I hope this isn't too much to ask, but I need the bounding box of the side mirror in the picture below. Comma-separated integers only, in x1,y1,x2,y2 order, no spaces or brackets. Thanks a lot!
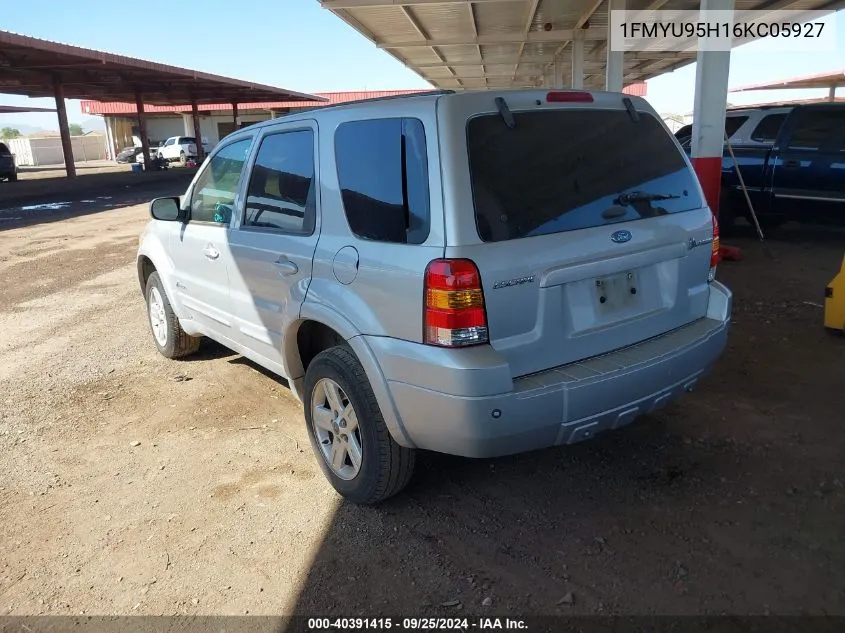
150,196,184,222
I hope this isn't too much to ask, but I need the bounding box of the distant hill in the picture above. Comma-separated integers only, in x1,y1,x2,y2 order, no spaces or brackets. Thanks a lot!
1,117,105,138
80,117,105,133
1,123,48,136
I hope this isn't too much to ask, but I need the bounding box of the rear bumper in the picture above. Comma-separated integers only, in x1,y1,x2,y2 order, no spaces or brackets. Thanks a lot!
369,281,732,458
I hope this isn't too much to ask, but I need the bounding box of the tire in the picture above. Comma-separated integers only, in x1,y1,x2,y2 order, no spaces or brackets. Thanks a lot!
179,151,186,166
145,271,201,359
303,346,415,504
8,172,17,182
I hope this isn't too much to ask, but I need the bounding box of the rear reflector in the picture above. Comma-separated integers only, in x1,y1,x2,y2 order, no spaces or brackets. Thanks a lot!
546,91,594,103
424,259,489,347
709,211,720,282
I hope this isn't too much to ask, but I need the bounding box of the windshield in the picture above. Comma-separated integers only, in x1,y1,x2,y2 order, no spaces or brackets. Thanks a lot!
467,109,703,242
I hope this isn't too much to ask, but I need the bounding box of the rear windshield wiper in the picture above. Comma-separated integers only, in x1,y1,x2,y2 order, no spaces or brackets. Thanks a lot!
494,96,516,129
614,191,680,206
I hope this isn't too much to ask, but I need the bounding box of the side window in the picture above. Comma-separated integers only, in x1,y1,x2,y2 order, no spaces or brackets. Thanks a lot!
243,129,315,234
335,118,430,244
189,137,252,223
787,110,845,151
750,114,787,143
724,115,748,138
164,138,174,147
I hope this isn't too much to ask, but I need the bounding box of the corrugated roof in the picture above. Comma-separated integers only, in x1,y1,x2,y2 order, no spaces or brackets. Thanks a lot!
0,30,324,106
318,0,841,91
81,90,433,115
731,69,845,92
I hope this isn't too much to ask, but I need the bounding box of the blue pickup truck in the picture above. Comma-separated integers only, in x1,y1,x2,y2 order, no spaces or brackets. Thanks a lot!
681,104,845,232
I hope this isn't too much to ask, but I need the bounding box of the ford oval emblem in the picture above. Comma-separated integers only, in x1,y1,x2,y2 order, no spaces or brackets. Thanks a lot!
611,230,632,244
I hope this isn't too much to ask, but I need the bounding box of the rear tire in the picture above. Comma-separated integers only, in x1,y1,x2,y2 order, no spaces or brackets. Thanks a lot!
303,346,415,505
145,271,201,359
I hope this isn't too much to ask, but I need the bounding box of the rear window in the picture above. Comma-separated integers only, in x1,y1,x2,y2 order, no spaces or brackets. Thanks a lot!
181,137,196,144
750,113,787,143
467,109,703,242
724,115,749,137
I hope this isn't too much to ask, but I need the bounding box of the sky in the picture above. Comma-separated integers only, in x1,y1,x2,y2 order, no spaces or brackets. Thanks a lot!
0,0,842,132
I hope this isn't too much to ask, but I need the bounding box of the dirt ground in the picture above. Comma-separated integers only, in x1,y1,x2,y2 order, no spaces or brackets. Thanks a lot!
17,161,132,181
0,191,843,619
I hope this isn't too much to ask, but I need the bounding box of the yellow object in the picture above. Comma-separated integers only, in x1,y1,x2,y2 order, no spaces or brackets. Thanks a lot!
825,255,845,332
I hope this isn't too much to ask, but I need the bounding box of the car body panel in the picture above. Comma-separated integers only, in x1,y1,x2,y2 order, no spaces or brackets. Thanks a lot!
138,89,731,458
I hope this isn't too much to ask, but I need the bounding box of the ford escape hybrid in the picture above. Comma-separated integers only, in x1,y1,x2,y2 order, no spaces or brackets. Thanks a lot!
137,89,732,504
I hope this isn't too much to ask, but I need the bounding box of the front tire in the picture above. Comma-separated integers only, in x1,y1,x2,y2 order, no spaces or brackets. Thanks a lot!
304,346,415,504
145,271,200,359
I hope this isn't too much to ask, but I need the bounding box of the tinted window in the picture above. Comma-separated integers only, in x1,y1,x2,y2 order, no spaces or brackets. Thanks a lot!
181,137,196,145
190,138,252,223
676,116,745,146
724,115,748,137
467,110,703,242
750,113,787,143
335,118,430,244
787,110,845,151
244,130,315,234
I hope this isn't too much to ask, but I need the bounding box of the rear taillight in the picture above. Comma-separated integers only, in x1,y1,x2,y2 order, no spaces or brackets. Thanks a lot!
546,91,594,103
709,211,720,282
424,259,488,347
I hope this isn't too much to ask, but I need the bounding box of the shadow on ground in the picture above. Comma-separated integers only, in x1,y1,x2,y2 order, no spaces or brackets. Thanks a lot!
0,170,196,231
277,223,845,621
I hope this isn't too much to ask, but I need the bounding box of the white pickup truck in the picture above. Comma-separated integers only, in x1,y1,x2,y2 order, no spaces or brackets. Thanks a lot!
156,136,211,165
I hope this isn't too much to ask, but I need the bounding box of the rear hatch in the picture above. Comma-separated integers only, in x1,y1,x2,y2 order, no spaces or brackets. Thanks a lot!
438,91,716,378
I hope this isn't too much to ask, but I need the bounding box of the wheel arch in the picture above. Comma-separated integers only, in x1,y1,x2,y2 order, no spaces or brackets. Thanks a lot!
286,304,415,449
136,241,187,319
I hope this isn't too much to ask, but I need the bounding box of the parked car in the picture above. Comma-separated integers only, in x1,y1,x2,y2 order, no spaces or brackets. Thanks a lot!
714,103,845,230
157,136,210,165
116,146,139,164
0,142,18,181
137,89,732,504
135,144,163,164
675,105,793,151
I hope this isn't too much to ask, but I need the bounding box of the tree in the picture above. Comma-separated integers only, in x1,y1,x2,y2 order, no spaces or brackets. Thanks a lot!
68,123,84,136
1,127,21,139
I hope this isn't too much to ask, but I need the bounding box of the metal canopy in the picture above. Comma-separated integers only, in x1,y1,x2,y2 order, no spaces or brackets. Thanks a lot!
0,104,56,113
0,30,325,105
320,0,843,90
731,68,845,92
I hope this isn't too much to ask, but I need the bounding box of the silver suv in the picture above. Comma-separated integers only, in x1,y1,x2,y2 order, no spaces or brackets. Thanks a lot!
137,89,732,504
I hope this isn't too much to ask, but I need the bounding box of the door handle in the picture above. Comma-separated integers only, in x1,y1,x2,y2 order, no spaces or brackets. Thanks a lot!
273,258,299,276
203,245,220,260
782,159,801,169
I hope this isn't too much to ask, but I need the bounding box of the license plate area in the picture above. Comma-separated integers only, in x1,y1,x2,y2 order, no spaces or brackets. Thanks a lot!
595,270,640,314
